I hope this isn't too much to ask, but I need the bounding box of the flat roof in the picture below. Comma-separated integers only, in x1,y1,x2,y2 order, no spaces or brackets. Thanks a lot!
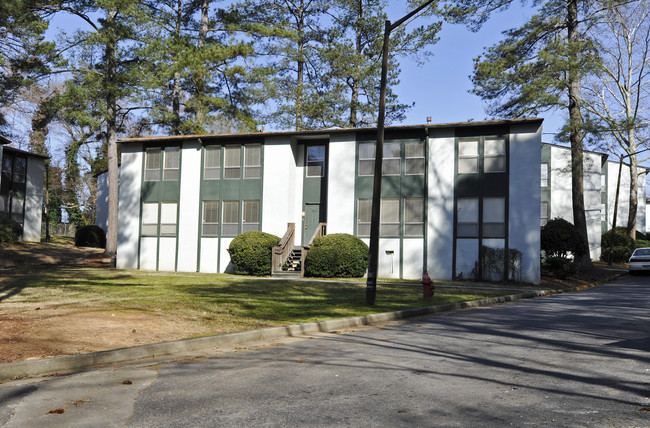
2,145,49,159
119,118,544,144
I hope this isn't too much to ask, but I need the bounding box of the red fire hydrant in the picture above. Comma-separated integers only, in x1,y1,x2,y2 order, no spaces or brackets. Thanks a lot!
422,272,435,301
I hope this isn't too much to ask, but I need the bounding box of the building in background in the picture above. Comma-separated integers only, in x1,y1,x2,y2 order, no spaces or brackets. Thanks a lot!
0,138,46,242
104,119,542,283
541,142,647,260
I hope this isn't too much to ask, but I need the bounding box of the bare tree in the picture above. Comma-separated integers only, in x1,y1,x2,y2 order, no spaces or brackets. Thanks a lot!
583,0,650,240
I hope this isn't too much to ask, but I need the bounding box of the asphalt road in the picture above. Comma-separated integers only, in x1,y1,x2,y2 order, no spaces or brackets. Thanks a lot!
1,275,649,427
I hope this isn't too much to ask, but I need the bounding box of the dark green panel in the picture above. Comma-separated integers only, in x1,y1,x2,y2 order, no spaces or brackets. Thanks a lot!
241,179,263,199
221,181,243,200
483,174,508,196
202,181,221,200
141,182,160,202
161,182,180,200
401,175,425,196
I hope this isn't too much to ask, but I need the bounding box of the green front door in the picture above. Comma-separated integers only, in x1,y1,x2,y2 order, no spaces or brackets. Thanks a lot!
302,143,328,246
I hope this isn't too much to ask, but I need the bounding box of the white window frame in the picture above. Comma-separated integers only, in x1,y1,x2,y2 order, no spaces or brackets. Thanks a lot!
484,137,506,173
457,198,479,237
242,200,260,232
224,146,241,179
306,145,325,178
163,147,180,181
141,202,159,236
358,143,375,177
541,201,549,227
405,141,425,175
380,199,400,237
222,201,239,235
244,145,261,179
202,200,219,236
404,198,424,237
458,139,479,174
356,199,372,236
159,202,178,236
382,142,401,176
482,197,505,238
204,146,221,180
144,148,162,181
541,163,549,187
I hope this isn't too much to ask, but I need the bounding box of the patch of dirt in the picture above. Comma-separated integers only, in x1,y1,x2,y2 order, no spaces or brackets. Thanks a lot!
0,241,213,364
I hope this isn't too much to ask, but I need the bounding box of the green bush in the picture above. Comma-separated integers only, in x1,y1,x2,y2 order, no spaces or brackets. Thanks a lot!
543,256,576,279
634,239,650,249
601,228,632,249
0,219,23,247
600,246,632,264
75,225,106,248
227,231,280,276
304,233,368,278
541,218,585,258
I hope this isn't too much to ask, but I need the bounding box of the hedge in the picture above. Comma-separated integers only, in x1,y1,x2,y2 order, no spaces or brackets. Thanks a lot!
304,233,368,278
227,231,280,276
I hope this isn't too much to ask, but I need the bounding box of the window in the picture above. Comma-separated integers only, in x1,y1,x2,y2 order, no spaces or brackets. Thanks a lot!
380,199,400,236
357,199,372,236
358,143,375,176
160,202,177,236
404,198,424,236
457,198,479,237
483,197,505,237
244,145,261,179
601,174,606,192
405,141,425,175
306,146,325,177
12,157,26,183
541,201,549,227
458,139,479,174
1,154,11,181
242,200,260,232
163,147,180,181
141,203,159,235
202,201,219,236
601,203,606,222
383,142,401,176
541,163,549,187
204,146,221,180
144,148,161,181
484,138,506,173
224,146,241,179
222,201,239,235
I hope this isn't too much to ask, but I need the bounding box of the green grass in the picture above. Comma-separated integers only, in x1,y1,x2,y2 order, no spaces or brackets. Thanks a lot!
1,267,517,335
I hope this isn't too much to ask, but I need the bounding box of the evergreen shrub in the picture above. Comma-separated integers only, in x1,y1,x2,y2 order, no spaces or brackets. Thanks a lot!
304,233,368,278
541,218,584,258
0,220,23,247
544,256,576,279
600,246,632,264
227,231,280,276
75,225,106,248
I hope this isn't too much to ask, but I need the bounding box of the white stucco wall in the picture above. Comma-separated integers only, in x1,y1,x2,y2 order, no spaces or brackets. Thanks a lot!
117,144,143,269
261,136,298,239
509,122,542,283
23,156,44,242
176,141,201,272
427,128,455,280
326,132,356,235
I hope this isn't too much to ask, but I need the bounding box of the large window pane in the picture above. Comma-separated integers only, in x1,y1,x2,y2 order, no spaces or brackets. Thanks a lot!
1,154,11,181
204,146,221,180
224,146,241,179
484,138,506,173
382,142,400,176
222,201,239,235
405,141,425,175
242,200,260,232
163,147,180,181
12,157,26,183
144,148,161,181
358,143,375,176
141,202,158,236
404,198,424,236
160,202,177,236
306,146,325,177
202,200,219,236
483,197,505,237
244,145,261,179
458,139,479,174
457,198,479,237
541,163,549,187
380,199,399,236
357,199,372,236
541,201,549,227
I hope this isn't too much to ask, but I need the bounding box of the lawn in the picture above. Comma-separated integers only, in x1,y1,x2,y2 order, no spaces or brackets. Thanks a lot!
1,266,517,335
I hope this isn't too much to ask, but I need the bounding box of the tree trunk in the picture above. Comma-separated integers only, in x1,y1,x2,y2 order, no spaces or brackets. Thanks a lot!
626,145,638,240
567,0,592,269
104,8,119,258
348,0,362,127
194,0,210,129
295,1,305,131
171,0,182,135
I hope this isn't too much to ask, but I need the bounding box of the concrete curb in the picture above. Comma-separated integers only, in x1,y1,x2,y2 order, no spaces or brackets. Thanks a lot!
0,290,550,382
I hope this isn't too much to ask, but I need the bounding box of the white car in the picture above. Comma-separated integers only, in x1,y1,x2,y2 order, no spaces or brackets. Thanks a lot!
628,248,650,274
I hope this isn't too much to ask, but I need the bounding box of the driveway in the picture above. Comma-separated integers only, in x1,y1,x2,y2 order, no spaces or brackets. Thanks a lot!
1,275,648,427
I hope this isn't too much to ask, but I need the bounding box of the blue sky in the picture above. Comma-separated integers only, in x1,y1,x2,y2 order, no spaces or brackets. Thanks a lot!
387,2,565,142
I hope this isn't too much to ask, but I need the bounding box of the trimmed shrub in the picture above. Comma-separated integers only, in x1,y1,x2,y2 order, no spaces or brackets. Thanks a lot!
75,225,106,248
304,233,368,278
0,219,23,247
227,231,280,276
634,239,650,249
601,228,632,250
544,256,576,279
600,246,632,264
541,218,585,258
